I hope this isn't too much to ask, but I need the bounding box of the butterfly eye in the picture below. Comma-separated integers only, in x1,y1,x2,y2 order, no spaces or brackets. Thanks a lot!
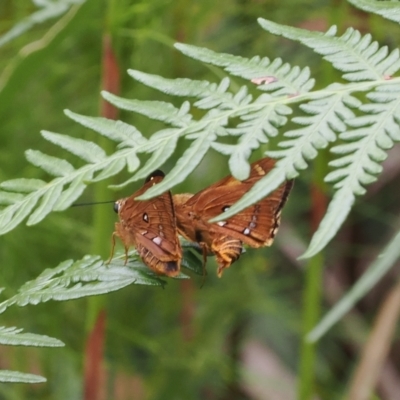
113,202,120,213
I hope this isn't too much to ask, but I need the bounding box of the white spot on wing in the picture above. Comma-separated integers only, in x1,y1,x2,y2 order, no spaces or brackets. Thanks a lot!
217,221,226,227
152,236,162,246
243,228,250,235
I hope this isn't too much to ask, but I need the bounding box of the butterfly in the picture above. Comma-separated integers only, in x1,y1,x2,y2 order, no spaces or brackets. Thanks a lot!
173,158,293,277
110,170,182,277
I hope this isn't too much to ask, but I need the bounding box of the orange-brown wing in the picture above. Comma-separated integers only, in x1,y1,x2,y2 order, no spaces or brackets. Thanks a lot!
180,158,293,248
114,170,181,276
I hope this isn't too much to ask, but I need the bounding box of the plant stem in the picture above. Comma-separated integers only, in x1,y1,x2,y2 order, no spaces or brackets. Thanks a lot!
298,252,323,400
298,153,327,399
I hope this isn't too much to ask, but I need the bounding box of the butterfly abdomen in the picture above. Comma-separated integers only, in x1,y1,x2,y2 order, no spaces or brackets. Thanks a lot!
211,236,243,277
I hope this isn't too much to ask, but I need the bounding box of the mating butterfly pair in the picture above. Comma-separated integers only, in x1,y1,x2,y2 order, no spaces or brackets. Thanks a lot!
111,158,293,277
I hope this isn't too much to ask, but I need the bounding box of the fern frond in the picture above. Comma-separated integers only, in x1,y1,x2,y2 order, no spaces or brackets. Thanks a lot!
0,326,64,383
211,91,358,221
127,70,252,112
303,82,400,257
0,241,204,314
1,18,399,259
175,43,315,96
120,70,295,187
0,114,149,232
348,0,400,23
0,0,83,48
0,255,165,314
259,19,400,81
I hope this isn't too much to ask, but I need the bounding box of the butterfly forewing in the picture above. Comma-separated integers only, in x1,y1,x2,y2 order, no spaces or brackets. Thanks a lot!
113,170,182,277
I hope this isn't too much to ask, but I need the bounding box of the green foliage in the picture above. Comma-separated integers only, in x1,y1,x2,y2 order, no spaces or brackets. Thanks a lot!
1,17,400,259
1,0,400,395
0,370,46,384
0,0,85,49
0,244,203,314
0,326,64,383
0,245,201,384
348,0,400,23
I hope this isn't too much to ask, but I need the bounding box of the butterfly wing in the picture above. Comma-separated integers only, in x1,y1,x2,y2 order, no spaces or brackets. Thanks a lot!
174,158,292,276
114,170,182,277
178,158,293,248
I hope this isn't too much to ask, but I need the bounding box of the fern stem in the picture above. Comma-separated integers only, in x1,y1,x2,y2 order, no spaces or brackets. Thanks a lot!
297,252,323,400
84,29,121,400
298,155,327,399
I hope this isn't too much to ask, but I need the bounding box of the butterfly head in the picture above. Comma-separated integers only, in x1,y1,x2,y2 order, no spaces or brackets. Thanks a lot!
113,199,126,214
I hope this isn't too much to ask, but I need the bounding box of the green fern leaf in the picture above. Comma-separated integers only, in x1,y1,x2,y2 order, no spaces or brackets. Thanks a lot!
258,19,400,81
0,192,24,205
41,131,106,163
175,43,315,96
0,179,46,193
53,172,93,211
348,0,400,24
137,132,217,199
103,92,192,127
0,326,64,347
0,255,165,313
128,69,213,97
0,197,40,235
110,129,179,189
212,101,292,179
0,370,46,383
64,110,147,146
27,182,64,225
90,158,126,182
25,149,75,176
303,83,400,257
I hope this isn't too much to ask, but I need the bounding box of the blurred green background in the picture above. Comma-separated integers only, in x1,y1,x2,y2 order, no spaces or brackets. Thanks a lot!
1,1,400,399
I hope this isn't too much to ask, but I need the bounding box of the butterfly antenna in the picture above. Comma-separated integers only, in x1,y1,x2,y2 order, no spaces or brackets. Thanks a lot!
71,200,116,207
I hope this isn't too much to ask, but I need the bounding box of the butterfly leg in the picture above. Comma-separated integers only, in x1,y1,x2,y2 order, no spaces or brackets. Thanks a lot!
211,236,243,277
198,242,209,285
106,232,117,265
123,245,130,265
107,232,129,265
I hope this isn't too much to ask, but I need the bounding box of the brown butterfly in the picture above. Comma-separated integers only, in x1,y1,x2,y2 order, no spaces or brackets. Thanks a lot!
110,170,182,277
173,158,293,277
